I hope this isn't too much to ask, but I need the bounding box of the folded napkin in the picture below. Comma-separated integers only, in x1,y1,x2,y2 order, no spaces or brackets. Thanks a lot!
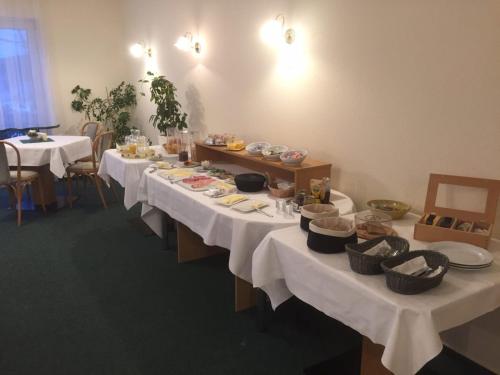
392,256,444,278
364,240,392,256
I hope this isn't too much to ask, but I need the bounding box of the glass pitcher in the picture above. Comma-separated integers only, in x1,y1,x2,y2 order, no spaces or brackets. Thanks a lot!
178,129,191,162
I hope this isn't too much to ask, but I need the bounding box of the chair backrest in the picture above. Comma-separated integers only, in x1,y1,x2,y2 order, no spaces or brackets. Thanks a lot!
92,131,114,168
81,122,102,141
0,141,20,185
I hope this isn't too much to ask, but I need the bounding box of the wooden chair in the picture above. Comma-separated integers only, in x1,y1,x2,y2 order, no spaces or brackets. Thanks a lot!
78,122,103,163
66,131,114,209
0,141,46,226
80,121,103,141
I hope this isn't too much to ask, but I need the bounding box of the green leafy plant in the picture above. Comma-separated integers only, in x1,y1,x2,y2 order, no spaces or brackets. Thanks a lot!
70,81,137,143
139,71,187,134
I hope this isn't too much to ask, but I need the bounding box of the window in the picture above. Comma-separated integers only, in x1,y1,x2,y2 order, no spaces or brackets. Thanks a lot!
0,17,53,130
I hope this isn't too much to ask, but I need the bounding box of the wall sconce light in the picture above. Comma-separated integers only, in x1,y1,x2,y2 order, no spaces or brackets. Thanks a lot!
260,14,296,47
129,42,152,58
174,32,201,54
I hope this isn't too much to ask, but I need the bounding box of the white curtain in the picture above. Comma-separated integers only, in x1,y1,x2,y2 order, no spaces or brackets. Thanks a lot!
0,0,53,130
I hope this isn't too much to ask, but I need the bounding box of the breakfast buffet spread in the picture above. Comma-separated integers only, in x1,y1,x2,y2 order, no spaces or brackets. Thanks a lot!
117,129,500,298
108,128,500,374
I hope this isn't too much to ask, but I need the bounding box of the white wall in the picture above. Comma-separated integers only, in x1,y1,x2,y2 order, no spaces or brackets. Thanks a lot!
123,0,500,233
38,0,130,134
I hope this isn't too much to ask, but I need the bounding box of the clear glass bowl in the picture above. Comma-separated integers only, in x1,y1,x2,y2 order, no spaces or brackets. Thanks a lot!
355,210,394,240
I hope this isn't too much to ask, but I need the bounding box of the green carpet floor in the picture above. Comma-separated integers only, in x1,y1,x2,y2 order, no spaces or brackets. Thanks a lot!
0,183,493,375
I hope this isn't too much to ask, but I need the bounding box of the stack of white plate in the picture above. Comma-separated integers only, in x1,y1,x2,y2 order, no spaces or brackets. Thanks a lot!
427,241,493,270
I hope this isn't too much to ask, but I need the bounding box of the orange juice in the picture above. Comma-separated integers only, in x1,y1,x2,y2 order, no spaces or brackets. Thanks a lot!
128,143,137,154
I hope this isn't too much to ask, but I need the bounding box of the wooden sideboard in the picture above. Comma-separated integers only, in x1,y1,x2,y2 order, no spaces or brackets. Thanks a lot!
194,142,332,192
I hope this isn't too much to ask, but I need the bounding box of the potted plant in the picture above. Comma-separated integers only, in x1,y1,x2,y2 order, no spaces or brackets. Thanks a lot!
70,81,137,144
139,71,187,153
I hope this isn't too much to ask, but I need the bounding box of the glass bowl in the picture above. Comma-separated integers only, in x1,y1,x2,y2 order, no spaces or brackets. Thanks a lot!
355,210,395,240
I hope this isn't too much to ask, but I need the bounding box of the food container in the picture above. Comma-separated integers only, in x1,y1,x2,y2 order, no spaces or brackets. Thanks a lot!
269,185,294,198
262,145,288,161
234,173,267,192
307,217,357,254
226,139,245,151
367,199,411,220
381,250,449,294
414,174,500,249
355,211,395,240
246,142,271,156
280,149,308,166
27,129,38,138
345,236,410,275
300,204,339,232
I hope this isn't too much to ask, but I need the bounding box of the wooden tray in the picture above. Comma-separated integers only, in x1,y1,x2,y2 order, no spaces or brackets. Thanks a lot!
413,174,500,248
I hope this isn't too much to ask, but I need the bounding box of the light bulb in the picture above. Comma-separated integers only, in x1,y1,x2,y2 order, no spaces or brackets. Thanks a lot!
260,19,283,47
175,36,191,51
129,43,144,58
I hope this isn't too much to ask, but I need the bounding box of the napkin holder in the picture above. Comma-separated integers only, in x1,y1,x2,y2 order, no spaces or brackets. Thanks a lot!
414,174,500,249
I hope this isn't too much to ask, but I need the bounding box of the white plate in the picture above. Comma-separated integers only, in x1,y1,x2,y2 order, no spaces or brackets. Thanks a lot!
450,263,492,271
427,241,493,267
450,261,492,269
231,199,268,213
215,194,248,207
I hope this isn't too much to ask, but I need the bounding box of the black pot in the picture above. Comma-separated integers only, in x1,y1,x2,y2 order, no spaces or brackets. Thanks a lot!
307,217,358,254
235,173,266,192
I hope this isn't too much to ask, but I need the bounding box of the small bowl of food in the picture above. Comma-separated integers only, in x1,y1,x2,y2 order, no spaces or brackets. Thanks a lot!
262,145,288,161
355,210,395,240
226,139,245,151
27,129,39,138
280,149,308,166
246,142,271,156
367,199,411,220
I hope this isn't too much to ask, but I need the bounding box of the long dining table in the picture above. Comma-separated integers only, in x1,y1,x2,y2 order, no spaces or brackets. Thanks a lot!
137,163,355,311
97,146,177,209
4,135,92,205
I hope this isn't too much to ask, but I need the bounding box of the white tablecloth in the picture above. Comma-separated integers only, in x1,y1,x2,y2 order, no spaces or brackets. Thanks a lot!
97,147,177,209
137,168,355,282
252,213,500,375
5,135,92,178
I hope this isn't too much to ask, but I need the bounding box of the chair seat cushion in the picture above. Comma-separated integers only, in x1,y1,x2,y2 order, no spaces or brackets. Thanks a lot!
68,161,99,172
9,170,39,181
76,155,92,162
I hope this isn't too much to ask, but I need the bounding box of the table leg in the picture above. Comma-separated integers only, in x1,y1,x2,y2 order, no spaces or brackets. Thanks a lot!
360,337,392,375
235,276,256,312
176,222,226,263
28,165,56,206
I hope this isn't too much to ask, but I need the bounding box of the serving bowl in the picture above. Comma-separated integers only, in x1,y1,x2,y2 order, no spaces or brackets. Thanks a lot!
280,149,308,166
307,217,357,254
262,145,288,161
367,199,411,220
246,142,271,156
381,250,449,294
235,173,266,192
355,210,395,240
300,204,339,232
226,139,245,151
27,130,39,138
346,236,410,275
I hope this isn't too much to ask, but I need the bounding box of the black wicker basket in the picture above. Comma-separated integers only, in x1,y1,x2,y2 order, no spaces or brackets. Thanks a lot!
345,236,410,275
381,250,449,295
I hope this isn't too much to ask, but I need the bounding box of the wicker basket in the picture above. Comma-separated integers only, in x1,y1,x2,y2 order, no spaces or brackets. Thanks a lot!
381,250,449,294
345,236,410,275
